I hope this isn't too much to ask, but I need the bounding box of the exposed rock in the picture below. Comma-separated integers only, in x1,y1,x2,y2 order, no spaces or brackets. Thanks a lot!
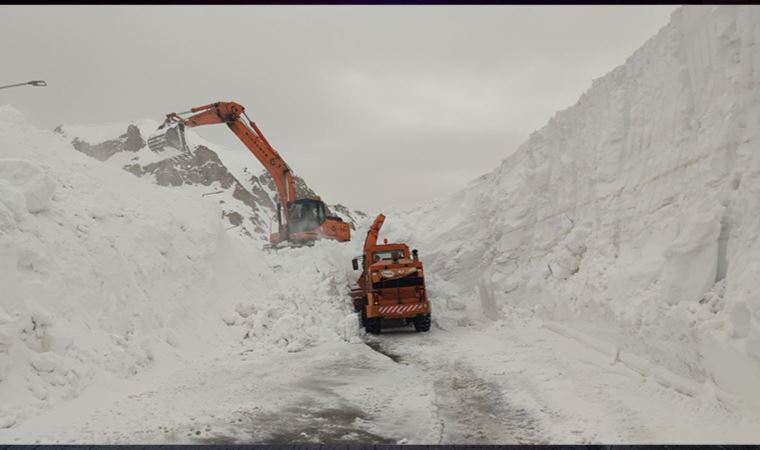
123,145,267,234
63,125,146,162
259,171,316,202
61,124,362,239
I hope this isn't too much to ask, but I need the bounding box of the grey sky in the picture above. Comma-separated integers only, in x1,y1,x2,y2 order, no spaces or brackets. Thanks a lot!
0,5,677,212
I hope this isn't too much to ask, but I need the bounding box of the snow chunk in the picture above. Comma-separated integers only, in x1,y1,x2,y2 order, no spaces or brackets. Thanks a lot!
0,159,56,213
29,352,62,374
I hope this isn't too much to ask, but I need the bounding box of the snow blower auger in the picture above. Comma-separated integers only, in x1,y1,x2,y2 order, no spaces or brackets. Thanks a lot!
147,118,192,162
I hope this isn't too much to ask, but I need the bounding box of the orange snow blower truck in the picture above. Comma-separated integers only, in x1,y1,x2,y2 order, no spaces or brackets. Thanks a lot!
350,214,431,334
147,101,350,247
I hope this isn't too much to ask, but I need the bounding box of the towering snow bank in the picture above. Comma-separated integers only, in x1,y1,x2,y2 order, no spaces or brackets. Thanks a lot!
389,5,760,412
0,105,233,426
0,106,361,429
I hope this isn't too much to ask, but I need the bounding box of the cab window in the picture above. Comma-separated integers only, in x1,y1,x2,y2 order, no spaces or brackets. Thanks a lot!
287,200,326,233
372,249,405,262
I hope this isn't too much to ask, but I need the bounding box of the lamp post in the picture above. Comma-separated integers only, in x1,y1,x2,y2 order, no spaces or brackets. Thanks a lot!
0,80,47,90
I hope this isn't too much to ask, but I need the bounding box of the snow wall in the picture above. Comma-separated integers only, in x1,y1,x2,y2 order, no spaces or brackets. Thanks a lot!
0,105,361,428
385,5,760,412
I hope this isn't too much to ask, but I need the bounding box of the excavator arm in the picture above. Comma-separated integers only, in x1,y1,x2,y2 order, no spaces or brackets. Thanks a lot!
157,102,298,207
149,100,350,246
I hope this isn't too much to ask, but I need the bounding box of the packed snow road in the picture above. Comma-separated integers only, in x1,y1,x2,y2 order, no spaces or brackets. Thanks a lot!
3,318,757,444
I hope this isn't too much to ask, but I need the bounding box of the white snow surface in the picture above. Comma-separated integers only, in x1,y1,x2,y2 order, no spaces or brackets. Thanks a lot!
0,105,363,430
383,5,760,416
11,105,756,445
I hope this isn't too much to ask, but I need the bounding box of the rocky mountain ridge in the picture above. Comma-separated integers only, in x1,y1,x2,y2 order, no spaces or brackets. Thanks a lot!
54,123,367,239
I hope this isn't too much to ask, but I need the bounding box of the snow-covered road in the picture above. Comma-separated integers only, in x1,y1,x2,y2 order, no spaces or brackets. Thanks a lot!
4,316,757,444
368,322,758,444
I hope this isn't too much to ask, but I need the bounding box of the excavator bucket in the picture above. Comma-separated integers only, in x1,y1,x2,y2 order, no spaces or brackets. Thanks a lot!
147,123,190,155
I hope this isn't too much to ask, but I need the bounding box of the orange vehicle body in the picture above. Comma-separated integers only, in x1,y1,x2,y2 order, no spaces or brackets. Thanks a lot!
350,214,431,334
152,101,350,246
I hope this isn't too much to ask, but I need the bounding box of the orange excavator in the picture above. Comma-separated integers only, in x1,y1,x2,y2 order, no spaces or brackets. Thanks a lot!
147,101,350,246
350,214,431,334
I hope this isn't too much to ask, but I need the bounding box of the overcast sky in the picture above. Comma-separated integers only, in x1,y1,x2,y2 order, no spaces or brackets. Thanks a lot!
0,5,677,212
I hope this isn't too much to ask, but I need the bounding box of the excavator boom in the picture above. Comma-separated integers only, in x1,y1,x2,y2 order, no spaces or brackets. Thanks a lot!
150,102,298,204
147,101,350,245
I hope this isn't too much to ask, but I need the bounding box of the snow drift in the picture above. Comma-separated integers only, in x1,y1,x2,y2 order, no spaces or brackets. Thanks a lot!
386,5,760,413
0,106,362,429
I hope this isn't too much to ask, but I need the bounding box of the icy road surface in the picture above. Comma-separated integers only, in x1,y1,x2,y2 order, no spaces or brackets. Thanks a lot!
3,319,756,444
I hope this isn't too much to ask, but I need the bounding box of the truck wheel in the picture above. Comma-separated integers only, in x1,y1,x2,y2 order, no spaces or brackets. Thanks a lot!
365,317,381,335
413,314,431,332
360,306,367,327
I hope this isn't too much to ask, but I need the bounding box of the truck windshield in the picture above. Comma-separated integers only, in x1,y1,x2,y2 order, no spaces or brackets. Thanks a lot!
372,249,405,263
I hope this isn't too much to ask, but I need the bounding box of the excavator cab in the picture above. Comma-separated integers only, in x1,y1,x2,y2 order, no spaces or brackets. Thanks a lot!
271,198,350,245
287,198,327,234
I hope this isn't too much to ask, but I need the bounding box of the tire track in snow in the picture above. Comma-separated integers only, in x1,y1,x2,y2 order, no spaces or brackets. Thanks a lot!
365,332,545,444
432,362,544,444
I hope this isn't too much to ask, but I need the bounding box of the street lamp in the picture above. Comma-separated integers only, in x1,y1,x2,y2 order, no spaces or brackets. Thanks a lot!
0,80,47,90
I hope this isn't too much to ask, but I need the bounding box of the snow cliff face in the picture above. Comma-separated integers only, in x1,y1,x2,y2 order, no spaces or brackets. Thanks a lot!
54,123,366,239
386,5,760,410
0,106,228,424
